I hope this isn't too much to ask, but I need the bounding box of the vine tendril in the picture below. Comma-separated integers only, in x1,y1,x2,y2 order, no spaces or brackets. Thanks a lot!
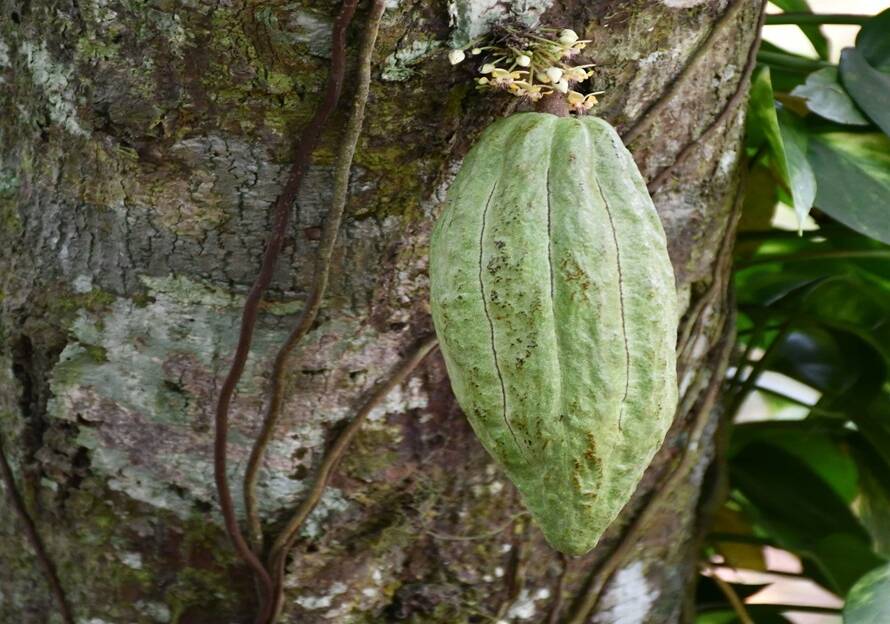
212,0,360,617
0,435,74,624
646,1,766,194
266,334,439,620
243,0,388,556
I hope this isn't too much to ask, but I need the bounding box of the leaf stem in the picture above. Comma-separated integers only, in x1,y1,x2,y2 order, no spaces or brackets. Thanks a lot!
735,249,890,268
765,13,870,26
703,565,755,624
756,50,833,70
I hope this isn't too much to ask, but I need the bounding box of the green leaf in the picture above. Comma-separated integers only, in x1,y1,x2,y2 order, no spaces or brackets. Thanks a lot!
791,68,869,126
857,8,890,72
758,41,817,93
731,442,869,542
808,132,890,245
729,424,857,503
851,438,890,559
844,562,890,622
695,612,738,624
771,325,866,394
747,68,817,228
810,533,886,596
839,47,890,137
731,443,881,594
777,111,817,229
802,278,890,363
768,0,830,60
850,395,890,481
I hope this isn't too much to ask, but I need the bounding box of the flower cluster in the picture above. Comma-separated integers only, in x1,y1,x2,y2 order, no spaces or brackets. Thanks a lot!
448,28,601,113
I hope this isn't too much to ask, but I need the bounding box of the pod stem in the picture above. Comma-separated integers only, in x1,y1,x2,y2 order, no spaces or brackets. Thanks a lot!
536,93,571,117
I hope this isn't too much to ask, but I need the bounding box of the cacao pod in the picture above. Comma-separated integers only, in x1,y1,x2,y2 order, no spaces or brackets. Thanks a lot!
429,112,678,555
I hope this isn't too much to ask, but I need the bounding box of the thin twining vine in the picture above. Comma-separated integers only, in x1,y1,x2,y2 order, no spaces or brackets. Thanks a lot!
211,0,417,622
242,0,387,557
618,0,765,195
0,435,74,624
211,0,360,618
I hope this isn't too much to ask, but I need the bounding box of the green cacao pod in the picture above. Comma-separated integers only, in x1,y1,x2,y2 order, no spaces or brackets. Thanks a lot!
429,112,678,555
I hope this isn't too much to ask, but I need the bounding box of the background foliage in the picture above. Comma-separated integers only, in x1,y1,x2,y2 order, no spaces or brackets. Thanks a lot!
697,5,890,623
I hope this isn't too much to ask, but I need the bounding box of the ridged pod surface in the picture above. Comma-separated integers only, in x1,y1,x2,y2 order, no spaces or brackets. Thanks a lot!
429,112,678,555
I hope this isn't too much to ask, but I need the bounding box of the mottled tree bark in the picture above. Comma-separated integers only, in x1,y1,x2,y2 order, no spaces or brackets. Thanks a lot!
0,0,759,622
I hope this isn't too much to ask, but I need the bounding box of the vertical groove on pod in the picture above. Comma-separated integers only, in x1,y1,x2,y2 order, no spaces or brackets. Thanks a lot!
478,183,521,451
584,126,631,429
545,144,564,425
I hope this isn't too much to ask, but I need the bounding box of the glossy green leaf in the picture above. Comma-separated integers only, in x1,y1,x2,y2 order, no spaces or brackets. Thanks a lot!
839,47,890,136
768,0,830,60
735,267,824,308
731,443,879,594
791,68,869,125
851,438,890,558
731,443,869,541
802,278,890,362
747,68,817,228
729,424,857,503
844,562,890,622
777,110,817,229
850,395,890,481
857,8,890,72
808,132,890,245
771,323,885,400
810,533,886,595
695,612,737,624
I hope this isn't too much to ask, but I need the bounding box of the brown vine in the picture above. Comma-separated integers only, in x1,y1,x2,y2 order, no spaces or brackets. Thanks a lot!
0,435,74,624
265,335,438,619
243,0,388,554
646,1,766,194
620,0,748,146
212,0,359,618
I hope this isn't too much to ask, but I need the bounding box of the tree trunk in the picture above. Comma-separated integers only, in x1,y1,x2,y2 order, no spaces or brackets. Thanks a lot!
0,0,759,622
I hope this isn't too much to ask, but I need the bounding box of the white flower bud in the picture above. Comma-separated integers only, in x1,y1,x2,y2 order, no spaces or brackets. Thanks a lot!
555,78,569,94
481,63,496,74
449,49,466,65
546,67,564,83
559,29,579,45
516,54,531,67
471,47,482,55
